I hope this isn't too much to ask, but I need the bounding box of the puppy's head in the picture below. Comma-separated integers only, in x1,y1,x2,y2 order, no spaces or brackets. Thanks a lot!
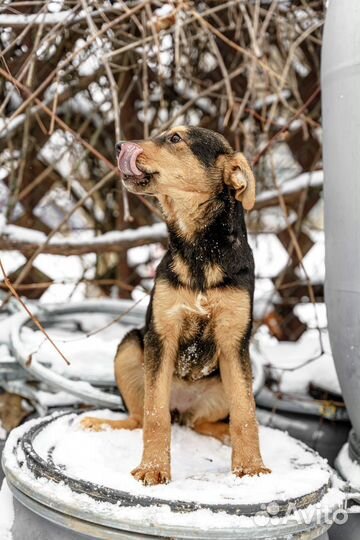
116,126,256,210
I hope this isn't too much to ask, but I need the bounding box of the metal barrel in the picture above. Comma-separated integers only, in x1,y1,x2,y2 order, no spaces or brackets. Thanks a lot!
322,0,360,439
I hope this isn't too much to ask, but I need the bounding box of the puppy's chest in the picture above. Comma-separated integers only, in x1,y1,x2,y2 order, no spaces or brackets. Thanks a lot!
153,280,251,380
176,312,217,380
153,286,218,380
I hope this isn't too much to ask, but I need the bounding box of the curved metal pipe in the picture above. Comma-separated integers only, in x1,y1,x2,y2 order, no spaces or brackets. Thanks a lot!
322,1,360,437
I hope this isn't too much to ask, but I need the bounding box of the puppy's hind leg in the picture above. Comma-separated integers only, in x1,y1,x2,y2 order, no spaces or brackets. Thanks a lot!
81,329,145,432
190,376,230,444
193,421,230,445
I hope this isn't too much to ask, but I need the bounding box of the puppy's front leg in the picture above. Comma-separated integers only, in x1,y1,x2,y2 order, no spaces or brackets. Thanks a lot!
220,349,271,478
132,338,174,486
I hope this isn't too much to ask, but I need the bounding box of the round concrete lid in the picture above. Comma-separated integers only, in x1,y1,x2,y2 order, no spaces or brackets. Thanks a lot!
2,410,345,539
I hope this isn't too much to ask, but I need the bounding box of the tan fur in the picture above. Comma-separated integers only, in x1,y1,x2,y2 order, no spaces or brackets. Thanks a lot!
193,421,230,445
169,372,228,425
158,191,218,241
211,287,251,337
85,346,229,431
171,254,192,286
154,283,251,336
219,152,256,210
154,279,210,327
81,338,143,432
179,314,204,344
114,338,144,423
138,136,213,199
132,339,175,485
208,287,269,476
81,416,140,431
204,263,224,287
219,353,270,477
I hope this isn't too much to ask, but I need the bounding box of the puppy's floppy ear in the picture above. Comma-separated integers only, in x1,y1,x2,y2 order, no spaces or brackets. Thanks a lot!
222,152,256,210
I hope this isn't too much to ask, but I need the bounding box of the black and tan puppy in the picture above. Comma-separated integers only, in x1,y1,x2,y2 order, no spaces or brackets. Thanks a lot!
82,126,271,485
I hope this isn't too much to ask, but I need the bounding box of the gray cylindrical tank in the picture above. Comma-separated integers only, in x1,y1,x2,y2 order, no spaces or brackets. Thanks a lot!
322,0,360,438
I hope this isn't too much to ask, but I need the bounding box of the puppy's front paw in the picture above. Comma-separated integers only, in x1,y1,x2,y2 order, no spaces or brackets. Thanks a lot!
132,464,171,485
233,464,271,478
80,417,105,432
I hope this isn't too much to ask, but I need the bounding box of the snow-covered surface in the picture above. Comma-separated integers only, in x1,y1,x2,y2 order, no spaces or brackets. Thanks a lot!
0,344,14,363
35,389,82,408
2,411,345,533
253,328,341,397
27,330,117,380
18,411,331,505
20,314,130,384
336,443,360,490
0,480,14,540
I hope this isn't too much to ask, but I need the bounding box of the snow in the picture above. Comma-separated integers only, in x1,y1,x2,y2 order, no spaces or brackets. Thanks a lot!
0,480,14,540
295,302,328,329
30,410,331,506
2,410,345,534
256,170,323,206
22,328,119,383
0,7,124,27
336,443,360,490
254,90,291,110
19,313,134,383
296,237,325,283
35,390,81,408
0,11,78,26
1,222,167,249
253,328,341,397
0,344,14,363
128,243,164,268
250,234,288,279
0,251,26,275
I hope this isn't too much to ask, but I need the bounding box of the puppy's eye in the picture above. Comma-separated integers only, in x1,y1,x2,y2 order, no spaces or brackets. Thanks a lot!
169,133,182,144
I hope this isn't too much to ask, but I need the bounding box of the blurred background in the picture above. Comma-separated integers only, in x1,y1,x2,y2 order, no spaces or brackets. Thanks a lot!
0,0,323,319
1,1,345,464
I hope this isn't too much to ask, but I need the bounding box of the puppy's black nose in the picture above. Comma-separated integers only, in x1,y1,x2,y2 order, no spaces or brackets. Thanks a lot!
115,141,124,156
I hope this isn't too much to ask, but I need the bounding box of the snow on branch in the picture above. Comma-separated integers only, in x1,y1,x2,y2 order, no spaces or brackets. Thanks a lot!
256,171,323,209
0,5,127,28
0,11,79,27
0,223,167,256
0,7,123,27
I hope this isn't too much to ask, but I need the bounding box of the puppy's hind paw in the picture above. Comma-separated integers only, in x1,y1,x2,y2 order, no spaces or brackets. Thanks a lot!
233,465,272,478
80,416,106,432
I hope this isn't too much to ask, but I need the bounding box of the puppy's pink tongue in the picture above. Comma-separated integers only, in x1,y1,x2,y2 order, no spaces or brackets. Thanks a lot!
118,143,144,177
